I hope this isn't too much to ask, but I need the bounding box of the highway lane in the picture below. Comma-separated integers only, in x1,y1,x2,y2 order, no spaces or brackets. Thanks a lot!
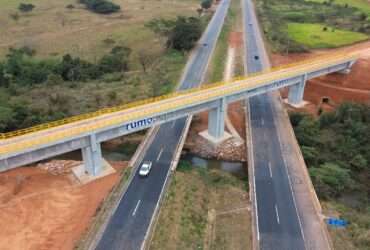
95,0,230,249
242,0,306,249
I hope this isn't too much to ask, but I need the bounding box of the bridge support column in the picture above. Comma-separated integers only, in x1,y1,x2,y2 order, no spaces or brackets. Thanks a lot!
82,134,103,176
288,74,307,107
200,98,231,144
339,60,355,74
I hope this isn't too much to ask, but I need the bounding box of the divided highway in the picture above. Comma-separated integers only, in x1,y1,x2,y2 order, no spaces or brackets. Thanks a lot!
95,0,231,249
242,0,306,249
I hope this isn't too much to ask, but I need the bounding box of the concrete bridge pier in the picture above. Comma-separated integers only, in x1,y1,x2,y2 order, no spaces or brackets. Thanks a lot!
339,61,355,74
82,134,103,176
288,74,307,107
200,97,231,144
73,134,115,184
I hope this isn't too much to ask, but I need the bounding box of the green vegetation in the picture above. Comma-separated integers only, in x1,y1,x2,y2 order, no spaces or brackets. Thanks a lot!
307,0,370,17
150,162,251,250
0,0,210,134
201,0,212,10
18,3,35,12
146,16,204,51
0,46,130,86
286,23,368,48
0,47,187,133
290,103,370,249
79,0,120,14
256,0,370,52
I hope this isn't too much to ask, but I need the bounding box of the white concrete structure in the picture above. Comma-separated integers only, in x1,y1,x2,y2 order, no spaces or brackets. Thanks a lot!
0,56,357,176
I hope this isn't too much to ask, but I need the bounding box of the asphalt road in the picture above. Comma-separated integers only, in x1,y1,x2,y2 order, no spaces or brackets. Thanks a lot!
242,0,306,249
95,1,230,249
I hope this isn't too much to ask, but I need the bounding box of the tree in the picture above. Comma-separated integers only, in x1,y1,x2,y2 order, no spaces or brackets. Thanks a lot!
18,3,35,13
79,0,120,14
0,63,9,87
99,46,131,73
0,106,14,132
59,54,99,81
294,115,320,146
289,112,306,127
201,0,212,10
137,49,155,73
350,154,367,171
9,12,20,22
66,4,75,10
145,18,176,43
196,8,203,17
146,16,203,51
310,163,354,198
169,17,203,51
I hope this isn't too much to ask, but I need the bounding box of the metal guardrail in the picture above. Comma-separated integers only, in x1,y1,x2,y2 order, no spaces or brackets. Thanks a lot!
0,53,357,155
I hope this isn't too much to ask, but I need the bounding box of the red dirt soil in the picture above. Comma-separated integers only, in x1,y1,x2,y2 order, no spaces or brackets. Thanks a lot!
229,32,242,49
0,161,125,250
272,41,370,112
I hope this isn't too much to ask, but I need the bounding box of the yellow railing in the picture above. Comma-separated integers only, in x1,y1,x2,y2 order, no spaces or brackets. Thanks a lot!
0,52,357,154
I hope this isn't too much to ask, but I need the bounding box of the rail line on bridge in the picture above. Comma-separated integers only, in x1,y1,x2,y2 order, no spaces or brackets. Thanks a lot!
0,52,357,173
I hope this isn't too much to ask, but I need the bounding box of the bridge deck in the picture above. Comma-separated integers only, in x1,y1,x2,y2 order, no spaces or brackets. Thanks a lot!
0,53,357,157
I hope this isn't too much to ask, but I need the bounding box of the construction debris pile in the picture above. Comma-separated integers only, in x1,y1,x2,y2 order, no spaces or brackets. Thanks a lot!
186,137,246,162
37,160,81,175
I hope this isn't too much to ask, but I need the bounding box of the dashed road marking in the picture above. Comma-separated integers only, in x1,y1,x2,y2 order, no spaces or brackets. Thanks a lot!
275,205,280,224
156,147,164,162
132,200,141,216
268,161,272,178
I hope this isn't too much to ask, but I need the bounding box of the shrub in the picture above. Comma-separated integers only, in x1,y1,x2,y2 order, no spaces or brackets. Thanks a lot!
147,16,203,51
310,163,355,198
18,3,35,13
170,17,203,51
66,4,75,10
79,0,120,14
98,46,131,73
201,0,212,10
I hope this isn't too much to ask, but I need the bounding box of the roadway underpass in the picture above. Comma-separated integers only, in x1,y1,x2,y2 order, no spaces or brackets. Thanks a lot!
94,0,231,249
242,0,332,249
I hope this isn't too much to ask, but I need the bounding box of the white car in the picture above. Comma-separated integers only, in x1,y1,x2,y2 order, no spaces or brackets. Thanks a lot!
139,161,152,177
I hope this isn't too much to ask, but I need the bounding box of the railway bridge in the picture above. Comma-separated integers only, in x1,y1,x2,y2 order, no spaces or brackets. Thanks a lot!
0,53,357,175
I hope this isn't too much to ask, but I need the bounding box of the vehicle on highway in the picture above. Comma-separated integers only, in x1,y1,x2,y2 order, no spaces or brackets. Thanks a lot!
139,161,152,177
254,55,259,60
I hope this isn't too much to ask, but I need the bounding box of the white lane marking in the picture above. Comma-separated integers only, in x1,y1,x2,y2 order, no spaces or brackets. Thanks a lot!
171,121,176,128
132,200,141,216
275,205,280,224
268,161,272,178
156,147,164,162
261,118,264,126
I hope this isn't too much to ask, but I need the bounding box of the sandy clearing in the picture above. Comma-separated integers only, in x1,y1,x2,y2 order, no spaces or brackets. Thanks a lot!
0,161,125,250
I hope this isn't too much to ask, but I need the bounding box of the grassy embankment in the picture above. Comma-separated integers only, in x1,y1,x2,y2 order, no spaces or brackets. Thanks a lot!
255,0,370,52
0,0,201,132
286,22,369,48
149,162,251,250
307,0,370,17
290,103,370,250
